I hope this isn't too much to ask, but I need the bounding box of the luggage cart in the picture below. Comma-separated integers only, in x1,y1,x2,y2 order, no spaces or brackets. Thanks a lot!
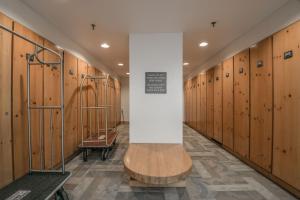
78,74,118,161
0,24,70,200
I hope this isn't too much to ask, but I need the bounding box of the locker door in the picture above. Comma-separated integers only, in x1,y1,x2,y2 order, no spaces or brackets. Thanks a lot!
222,58,234,150
196,75,201,132
0,12,13,188
206,69,214,138
13,22,44,178
250,37,273,171
63,51,78,157
273,21,300,190
213,64,223,143
43,40,62,168
234,49,250,158
200,73,207,135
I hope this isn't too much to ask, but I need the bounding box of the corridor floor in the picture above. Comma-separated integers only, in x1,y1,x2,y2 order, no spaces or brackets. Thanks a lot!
64,124,296,200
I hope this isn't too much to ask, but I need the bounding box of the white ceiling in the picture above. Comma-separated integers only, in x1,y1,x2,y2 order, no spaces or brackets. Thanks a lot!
21,0,288,77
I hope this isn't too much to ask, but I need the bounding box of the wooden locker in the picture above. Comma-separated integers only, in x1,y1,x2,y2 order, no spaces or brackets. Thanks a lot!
200,73,207,134
0,13,13,188
77,59,88,144
234,49,250,158
13,22,44,178
87,66,96,136
222,57,234,150
213,64,223,143
192,77,197,129
63,51,78,158
186,80,191,126
206,69,214,138
273,21,300,190
43,40,62,168
184,82,188,123
196,75,201,132
250,37,273,171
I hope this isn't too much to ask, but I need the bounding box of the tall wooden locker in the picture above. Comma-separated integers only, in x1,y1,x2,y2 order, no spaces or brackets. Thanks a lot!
13,22,44,178
0,13,13,188
200,73,207,134
191,77,197,129
184,83,187,123
206,69,214,138
196,75,201,132
43,40,62,168
77,59,88,144
222,57,234,150
187,80,192,126
234,49,250,158
213,64,223,143
273,21,300,190
63,51,78,158
250,37,273,172
87,66,96,136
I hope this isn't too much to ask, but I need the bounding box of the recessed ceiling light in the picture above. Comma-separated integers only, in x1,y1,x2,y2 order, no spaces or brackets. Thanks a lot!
101,43,110,48
183,62,189,66
118,63,124,66
199,42,208,47
126,72,130,75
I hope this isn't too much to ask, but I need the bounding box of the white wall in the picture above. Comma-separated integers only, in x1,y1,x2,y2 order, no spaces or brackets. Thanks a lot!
187,0,300,79
129,33,183,144
121,77,129,122
0,0,118,78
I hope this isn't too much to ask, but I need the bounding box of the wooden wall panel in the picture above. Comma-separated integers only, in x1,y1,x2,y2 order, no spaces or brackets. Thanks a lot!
250,37,273,171
234,49,250,158
0,13,13,188
213,64,223,143
222,58,234,150
206,69,214,138
196,75,201,132
63,51,78,158
200,74,207,134
187,80,192,126
184,82,188,123
13,22,44,178
87,66,96,136
43,40,62,168
191,77,197,129
273,22,300,190
77,59,88,144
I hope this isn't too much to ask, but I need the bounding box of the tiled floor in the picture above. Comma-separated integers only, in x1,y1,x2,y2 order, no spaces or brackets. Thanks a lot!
64,124,296,200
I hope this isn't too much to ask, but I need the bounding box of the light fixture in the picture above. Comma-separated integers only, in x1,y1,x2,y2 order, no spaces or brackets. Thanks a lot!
101,43,110,48
183,62,189,66
126,72,130,75
199,41,208,47
250,44,257,48
118,63,124,66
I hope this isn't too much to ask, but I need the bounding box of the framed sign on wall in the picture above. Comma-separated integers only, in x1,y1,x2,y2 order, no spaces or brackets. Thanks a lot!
145,72,167,94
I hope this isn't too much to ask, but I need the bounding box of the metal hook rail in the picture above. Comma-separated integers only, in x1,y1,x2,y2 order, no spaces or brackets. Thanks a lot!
0,23,66,174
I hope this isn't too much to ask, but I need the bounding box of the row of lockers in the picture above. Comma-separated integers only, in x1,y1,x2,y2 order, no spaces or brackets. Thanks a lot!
184,20,300,196
0,12,121,188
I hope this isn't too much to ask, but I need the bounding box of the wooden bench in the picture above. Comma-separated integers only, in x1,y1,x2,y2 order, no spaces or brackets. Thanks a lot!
123,144,192,187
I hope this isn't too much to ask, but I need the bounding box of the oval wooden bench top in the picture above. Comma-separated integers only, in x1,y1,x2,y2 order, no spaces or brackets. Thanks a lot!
123,144,192,185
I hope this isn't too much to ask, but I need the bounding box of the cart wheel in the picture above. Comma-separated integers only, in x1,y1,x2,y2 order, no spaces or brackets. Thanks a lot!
55,187,69,200
83,149,88,162
101,149,106,161
105,148,110,159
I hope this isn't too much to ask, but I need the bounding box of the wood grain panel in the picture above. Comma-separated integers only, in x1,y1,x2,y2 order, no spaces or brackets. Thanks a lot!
222,58,234,150
213,64,223,143
273,21,300,190
200,73,207,134
87,66,96,136
13,22,44,178
63,51,78,157
191,77,197,129
234,49,250,158
77,59,88,144
206,69,214,138
250,37,273,172
0,13,13,188
196,75,201,132
43,40,62,168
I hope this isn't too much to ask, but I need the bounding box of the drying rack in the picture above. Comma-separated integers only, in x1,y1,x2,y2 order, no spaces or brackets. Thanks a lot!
0,24,70,200
78,74,118,161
